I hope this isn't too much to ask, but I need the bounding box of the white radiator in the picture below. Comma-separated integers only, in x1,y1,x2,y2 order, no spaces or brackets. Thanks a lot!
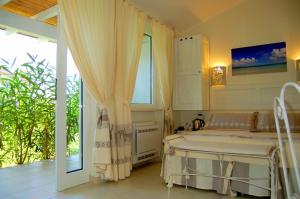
132,121,161,164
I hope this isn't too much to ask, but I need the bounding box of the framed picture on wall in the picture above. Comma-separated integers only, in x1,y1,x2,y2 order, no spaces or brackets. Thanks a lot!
231,42,287,76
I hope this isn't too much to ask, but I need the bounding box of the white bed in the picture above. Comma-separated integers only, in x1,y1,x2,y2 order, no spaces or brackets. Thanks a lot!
161,130,300,198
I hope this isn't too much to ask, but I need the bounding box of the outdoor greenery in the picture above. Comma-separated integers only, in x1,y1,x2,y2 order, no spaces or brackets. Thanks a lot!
66,75,81,156
0,54,80,168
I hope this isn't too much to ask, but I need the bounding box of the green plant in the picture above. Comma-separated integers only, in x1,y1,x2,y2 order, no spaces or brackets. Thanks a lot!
66,75,80,156
0,54,80,167
0,54,56,165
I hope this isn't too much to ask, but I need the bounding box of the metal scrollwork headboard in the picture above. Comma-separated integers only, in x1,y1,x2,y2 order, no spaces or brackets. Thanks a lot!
274,82,300,199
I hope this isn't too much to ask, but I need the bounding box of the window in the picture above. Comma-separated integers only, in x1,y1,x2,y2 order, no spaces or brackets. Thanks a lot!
132,34,152,104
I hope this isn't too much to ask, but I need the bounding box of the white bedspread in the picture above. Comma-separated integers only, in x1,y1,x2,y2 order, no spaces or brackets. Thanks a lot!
173,140,272,156
162,130,300,197
164,130,300,166
177,129,300,144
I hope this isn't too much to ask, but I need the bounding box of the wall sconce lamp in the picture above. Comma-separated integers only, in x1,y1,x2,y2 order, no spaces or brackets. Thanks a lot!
297,59,300,82
211,66,226,86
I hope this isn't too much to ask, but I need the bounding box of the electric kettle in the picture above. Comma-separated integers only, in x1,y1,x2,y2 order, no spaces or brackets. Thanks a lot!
192,117,205,131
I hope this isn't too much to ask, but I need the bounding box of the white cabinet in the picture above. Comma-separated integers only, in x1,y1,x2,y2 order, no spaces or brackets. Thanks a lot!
173,34,209,110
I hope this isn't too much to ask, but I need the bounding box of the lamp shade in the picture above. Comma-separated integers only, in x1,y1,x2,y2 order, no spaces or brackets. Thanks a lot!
211,66,226,86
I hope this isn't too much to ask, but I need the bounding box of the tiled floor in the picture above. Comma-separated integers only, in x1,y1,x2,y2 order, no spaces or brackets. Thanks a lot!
1,161,256,199
0,160,56,199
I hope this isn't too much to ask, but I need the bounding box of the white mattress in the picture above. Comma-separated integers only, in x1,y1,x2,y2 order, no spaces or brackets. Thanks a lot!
164,129,300,166
171,130,299,147
173,140,272,156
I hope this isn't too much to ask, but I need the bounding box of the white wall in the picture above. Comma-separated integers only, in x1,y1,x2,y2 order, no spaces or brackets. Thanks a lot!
178,0,300,111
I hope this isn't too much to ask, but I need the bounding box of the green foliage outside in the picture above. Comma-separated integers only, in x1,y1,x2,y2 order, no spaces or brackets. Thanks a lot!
0,54,80,168
66,75,81,156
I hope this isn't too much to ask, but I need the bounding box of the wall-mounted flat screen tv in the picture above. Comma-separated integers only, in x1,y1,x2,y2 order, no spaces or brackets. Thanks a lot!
231,42,287,76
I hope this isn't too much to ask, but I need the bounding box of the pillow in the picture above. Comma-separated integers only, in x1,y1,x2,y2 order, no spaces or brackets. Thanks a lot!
206,112,253,130
249,112,260,132
256,113,276,132
282,113,300,133
257,112,300,133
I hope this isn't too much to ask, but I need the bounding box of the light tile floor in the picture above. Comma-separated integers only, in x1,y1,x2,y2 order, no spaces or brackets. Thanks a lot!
0,161,259,199
0,160,56,199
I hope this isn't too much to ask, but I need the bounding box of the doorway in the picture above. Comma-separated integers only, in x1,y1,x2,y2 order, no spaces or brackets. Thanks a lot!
0,21,89,197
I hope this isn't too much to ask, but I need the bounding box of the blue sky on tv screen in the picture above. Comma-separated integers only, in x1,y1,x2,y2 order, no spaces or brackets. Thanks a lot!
231,42,286,68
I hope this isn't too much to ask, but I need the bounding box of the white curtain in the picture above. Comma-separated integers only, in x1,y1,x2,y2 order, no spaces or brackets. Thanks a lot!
59,0,146,181
152,20,174,138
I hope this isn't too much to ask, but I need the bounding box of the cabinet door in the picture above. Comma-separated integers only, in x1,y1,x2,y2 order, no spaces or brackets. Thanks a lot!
191,36,200,74
176,37,199,75
176,38,188,74
173,73,203,110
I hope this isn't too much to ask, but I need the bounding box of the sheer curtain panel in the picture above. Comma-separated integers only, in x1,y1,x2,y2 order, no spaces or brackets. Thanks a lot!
59,0,146,181
152,20,174,138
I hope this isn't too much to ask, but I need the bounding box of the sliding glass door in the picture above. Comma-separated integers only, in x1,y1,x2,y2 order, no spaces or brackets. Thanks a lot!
56,23,89,191
66,50,83,173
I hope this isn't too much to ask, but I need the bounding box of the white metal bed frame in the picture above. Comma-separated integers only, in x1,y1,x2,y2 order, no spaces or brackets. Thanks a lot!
165,82,300,199
274,82,300,199
166,145,279,199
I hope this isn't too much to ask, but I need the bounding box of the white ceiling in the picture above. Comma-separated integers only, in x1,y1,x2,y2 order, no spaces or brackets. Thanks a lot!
129,0,244,31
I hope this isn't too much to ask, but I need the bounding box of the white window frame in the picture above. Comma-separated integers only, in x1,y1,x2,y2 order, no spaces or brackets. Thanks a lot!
131,33,162,111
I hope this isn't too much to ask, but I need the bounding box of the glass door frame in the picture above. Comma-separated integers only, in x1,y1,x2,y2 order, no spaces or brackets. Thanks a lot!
0,10,90,192
66,80,84,174
55,20,89,191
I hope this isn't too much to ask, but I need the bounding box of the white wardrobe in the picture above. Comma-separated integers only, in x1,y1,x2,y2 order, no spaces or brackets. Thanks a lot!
173,34,210,110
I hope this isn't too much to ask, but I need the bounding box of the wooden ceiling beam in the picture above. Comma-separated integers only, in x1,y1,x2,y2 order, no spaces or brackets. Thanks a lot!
31,5,58,21
0,0,12,6
0,10,57,40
